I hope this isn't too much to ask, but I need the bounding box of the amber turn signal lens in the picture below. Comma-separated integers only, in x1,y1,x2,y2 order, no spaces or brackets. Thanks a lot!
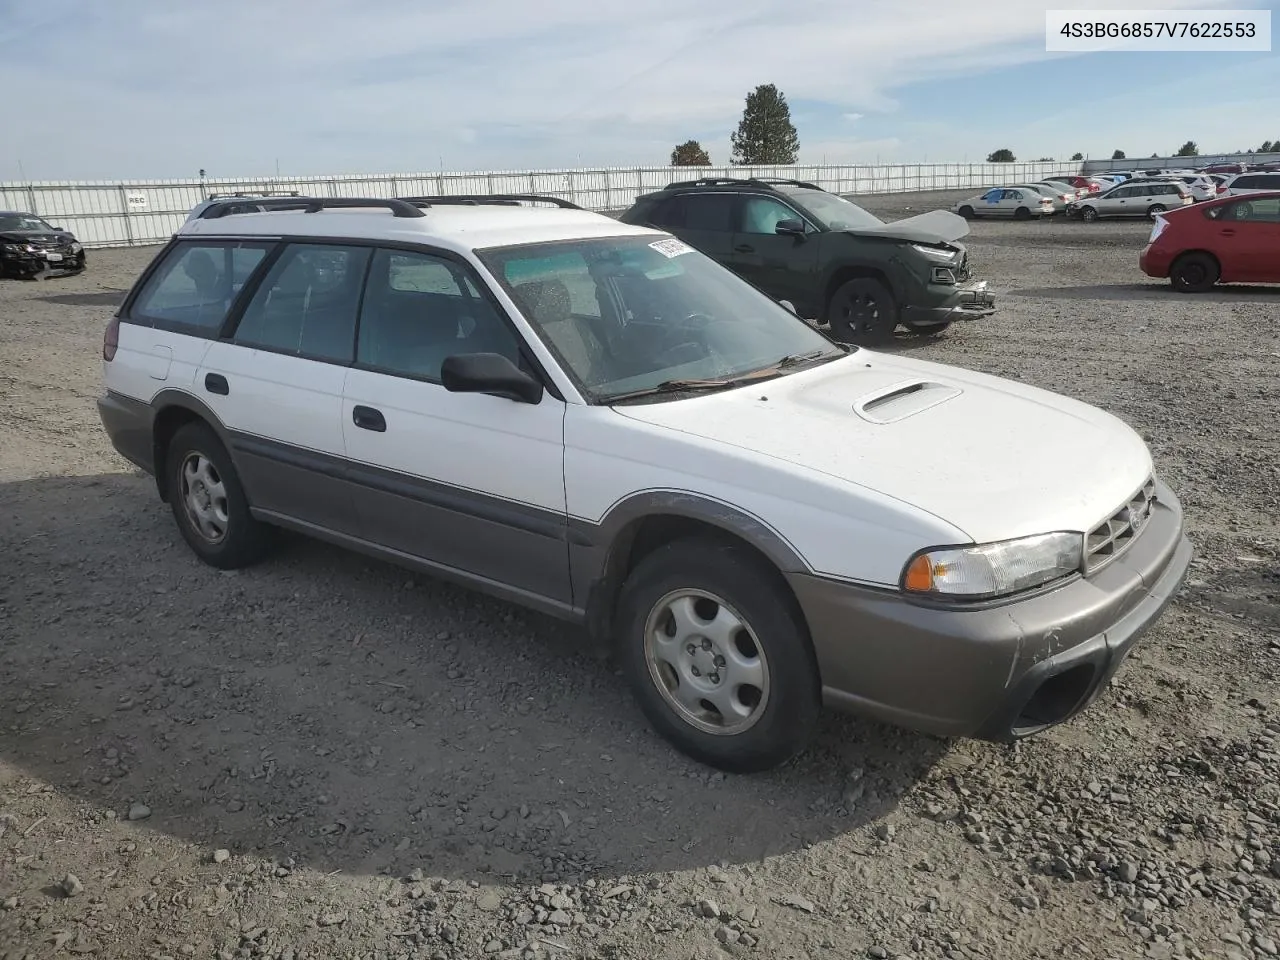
904,554,934,592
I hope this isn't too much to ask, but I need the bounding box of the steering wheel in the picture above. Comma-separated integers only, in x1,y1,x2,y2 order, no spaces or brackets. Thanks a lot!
683,312,714,327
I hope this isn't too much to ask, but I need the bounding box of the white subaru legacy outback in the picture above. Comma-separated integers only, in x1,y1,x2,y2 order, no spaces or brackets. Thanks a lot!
97,195,1192,772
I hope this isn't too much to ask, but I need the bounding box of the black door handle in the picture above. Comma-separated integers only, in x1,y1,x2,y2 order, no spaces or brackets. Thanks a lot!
734,244,755,253
204,373,229,395
352,405,386,432
1220,228,1236,236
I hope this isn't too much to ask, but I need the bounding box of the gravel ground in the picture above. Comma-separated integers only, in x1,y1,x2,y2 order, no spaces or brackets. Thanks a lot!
2,189,1278,960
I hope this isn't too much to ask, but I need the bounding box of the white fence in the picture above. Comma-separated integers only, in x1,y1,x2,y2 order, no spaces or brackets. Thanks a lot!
1,161,1080,249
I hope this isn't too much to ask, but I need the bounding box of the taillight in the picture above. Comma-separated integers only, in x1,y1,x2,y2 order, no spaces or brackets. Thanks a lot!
1217,185,1228,193
103,316,120,361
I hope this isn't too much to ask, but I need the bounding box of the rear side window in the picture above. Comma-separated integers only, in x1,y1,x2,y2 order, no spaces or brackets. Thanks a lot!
130,241,272,331
657,194,735,232
232,243,371,363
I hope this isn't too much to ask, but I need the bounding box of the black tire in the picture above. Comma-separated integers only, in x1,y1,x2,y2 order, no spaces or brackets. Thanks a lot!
614,537,821,773
165,421,273,569
1080,206,1099,222
1013,206,1031,220
1147,204,1166,219
958,206,975,219
1169,252,1220,293
904,320,952,337
824,277,898,346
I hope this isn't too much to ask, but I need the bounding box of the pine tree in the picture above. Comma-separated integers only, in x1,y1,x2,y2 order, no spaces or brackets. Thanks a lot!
729,84,800,165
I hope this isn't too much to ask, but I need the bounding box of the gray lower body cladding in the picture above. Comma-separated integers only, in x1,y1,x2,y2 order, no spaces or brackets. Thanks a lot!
98,389,1191,744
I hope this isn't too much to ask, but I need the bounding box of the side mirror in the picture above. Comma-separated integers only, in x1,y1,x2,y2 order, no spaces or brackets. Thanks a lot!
440,352,544,404
778,299,799,315
775,218,806,237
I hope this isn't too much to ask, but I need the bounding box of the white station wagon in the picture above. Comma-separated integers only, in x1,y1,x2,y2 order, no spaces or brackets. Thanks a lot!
98,195,1192,772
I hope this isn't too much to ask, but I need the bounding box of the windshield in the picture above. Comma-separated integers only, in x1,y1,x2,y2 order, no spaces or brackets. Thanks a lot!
784,190,883,230
477,234,845,402
0,214,54,232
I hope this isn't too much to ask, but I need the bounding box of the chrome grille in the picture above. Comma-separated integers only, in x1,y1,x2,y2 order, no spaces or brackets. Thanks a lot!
1085,476,1156,574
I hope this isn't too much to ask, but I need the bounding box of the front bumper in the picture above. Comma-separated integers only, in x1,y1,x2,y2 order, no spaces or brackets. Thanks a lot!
788,477,1191,741
900,279,996,326
0,245,86,277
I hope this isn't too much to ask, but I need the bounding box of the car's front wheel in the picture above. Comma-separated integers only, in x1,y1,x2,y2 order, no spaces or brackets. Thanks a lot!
1080,206,1099,222
1169,252,1220,293
166,421,274,569
615,537,821,773
824,277,898,345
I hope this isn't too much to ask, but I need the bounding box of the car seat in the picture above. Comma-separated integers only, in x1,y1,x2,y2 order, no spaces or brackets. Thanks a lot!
511,279,611,387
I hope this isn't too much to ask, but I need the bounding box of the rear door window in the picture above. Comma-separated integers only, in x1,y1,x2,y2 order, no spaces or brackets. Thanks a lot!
232,243,372,363
129,241,273,333
680,194,736,232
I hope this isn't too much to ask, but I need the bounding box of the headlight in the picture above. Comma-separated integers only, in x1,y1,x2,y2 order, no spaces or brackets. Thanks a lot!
71,242,83,253
902,532,1083,600
910,243,958,261
1,243,22,254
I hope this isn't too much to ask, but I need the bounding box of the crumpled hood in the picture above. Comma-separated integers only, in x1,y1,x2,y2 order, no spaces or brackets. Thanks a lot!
847,209,970,244
0,230,74,244
614,353,1153,544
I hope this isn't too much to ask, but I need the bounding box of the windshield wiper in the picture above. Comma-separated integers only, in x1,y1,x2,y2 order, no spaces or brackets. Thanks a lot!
774,347,846,368
603,367,782,403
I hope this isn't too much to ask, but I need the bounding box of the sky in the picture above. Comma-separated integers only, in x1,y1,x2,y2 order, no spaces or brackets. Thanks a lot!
1,0,1277,181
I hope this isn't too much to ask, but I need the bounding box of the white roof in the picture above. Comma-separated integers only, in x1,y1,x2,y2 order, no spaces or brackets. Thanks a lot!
177,204,662,254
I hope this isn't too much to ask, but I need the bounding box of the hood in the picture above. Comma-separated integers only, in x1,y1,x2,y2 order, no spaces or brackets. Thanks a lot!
0,229,74,244
613,354,1153,544
847,209,970,244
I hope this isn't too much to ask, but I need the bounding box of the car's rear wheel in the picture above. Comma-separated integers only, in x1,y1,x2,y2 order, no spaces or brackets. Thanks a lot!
1169,252,1220,293
166,422,273,569
614,537,821,773
824,277,898,345
1080,206,1099,222
1014,206,1031,220
958,206,975,219
1147,204,1166,219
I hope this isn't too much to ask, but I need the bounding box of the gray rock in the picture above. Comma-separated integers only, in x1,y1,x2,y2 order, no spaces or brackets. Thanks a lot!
2,896,18,910
547,909,571,926
698,899,721,918
484,942,504,955
715,926,741,944
869,948,889,959
1119,861,1140,883
127,802,152,821
212,849,231,864
62,874,84,898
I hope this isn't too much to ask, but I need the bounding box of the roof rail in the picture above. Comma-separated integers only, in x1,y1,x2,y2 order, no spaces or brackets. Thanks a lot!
662,176,825,191
198,197,426,219
399,193,583,210
749,177,825,190
206,190,303,200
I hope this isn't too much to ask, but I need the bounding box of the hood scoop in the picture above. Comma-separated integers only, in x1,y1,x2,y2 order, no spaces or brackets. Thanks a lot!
854,379,962,424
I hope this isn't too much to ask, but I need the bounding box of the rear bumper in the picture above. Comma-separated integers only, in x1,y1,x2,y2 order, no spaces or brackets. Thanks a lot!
97,390,156,474
901,280,996,326
1139,244,1171,279
789,477,1191,740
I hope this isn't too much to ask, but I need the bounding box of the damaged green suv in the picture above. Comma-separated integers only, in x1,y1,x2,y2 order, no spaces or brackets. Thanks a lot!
618,177,995,343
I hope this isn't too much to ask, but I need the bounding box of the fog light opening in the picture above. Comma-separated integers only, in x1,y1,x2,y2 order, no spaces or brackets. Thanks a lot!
1011,664,1097,737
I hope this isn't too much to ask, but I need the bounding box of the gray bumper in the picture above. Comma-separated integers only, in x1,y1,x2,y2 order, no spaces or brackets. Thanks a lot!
901,280,996,327
787,478,1192,740
97,390,156,475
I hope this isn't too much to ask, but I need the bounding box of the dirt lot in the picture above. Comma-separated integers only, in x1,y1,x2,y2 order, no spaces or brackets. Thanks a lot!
2,190,1278,960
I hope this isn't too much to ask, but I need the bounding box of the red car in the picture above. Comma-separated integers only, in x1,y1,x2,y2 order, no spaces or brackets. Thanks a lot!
1140,190,1280,292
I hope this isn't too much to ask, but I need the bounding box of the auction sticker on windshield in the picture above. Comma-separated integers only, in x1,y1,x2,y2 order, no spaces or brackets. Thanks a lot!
649,238,694,258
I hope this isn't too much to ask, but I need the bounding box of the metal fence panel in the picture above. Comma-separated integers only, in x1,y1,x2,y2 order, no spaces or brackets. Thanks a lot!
2,160,1098,248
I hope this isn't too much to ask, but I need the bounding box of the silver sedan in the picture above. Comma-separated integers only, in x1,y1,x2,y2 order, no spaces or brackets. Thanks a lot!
953,187,1056,219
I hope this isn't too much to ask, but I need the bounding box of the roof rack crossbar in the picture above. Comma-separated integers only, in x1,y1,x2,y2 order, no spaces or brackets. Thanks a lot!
200,197,426,219
398,193,583,210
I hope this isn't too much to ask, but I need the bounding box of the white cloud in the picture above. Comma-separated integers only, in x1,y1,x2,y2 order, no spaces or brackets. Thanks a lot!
843,113,864,122
0,0,1268,179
